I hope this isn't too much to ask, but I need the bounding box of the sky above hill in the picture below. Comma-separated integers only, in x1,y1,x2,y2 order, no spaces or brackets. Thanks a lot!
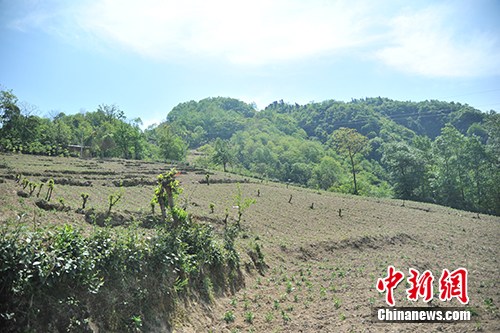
1,0,499,128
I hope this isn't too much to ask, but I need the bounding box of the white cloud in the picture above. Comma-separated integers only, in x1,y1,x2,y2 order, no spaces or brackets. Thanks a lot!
72,0,377,65
7,0,500,77
375,5,500,78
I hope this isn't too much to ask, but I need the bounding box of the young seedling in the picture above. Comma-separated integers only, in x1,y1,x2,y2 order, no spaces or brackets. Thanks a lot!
244,311,254,324
205,173,210,185
234,183,255,229
223,310,235,323
28,182,37,196
80,193,89,209
45,179,54,201
209,202,215,213
108,191,123,214
150,198,156,215
36,183,44,198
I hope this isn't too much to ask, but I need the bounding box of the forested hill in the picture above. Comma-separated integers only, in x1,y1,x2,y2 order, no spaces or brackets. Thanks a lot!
165,97,499,215
1,89,498,215
263,98,487,141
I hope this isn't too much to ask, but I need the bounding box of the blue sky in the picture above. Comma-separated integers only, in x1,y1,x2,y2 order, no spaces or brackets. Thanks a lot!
1,0,499,128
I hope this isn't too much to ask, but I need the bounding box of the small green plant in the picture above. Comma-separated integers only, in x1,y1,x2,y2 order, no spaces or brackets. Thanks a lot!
28,182,37,196
80,193,89,209
173,277,188,294
130,315,142,330
150,198,156,214
339,313,346,320
22,177,29,189
244,311,254,324
234,183,255,229
154,169,183,226
281,310,291,323
320,286,327,298
286,281,293,293
333,297,342,309
223,310,235,323
203,276,214,302
107,190,123,214
36,183,44,197
45,179,54,201
209,202,215,213
205,173,210,185
265,311,274,323
58,197,65,207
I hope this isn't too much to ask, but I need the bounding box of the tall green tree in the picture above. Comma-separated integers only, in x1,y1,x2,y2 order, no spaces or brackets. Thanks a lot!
382,142,426,200
332,128,371,195
212,138,234,172
155,124,187,161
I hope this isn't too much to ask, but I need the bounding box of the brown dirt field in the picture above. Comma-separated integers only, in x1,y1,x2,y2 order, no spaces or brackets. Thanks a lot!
0,153,499,332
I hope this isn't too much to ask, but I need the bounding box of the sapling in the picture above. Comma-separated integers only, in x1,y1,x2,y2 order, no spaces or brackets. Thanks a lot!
28,182,37,196
36,183,44,198
153,169,183,226
209,202,215,213
150,198,156,215
108,191,123,214
45,179,54,201
205,173,210,185
234,183,255,229
80,193,89,209
22,178,29,189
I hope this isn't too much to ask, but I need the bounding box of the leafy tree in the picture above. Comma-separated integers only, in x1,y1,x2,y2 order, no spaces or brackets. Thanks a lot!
382,142,426,199
331,128,371,195
212,138,234,172
154,124,187,161
309,156,342,190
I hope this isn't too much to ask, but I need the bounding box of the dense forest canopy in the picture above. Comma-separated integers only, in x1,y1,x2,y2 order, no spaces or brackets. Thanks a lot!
1,89,498,215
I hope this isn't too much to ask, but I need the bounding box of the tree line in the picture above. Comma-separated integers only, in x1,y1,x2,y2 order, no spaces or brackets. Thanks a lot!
0,89,186,161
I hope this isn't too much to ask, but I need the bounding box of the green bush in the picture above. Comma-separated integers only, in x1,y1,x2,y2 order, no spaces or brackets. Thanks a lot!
0,218,241,332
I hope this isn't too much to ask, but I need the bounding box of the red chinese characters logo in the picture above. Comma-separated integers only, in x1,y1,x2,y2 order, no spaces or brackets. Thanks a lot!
439,268,469,304
377,267,469,306
406,268,434,302
376,265,404,306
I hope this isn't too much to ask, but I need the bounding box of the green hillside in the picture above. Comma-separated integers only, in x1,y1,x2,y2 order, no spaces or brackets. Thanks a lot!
1,89,499,214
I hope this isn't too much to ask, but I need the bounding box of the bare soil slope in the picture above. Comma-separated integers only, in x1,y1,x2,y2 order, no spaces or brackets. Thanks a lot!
0,154,498,332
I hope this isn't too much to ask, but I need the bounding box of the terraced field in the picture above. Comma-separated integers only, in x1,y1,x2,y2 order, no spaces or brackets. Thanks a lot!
0,153,498,332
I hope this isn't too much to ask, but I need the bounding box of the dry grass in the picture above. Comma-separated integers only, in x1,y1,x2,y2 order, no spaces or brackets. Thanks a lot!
0,153,499,332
